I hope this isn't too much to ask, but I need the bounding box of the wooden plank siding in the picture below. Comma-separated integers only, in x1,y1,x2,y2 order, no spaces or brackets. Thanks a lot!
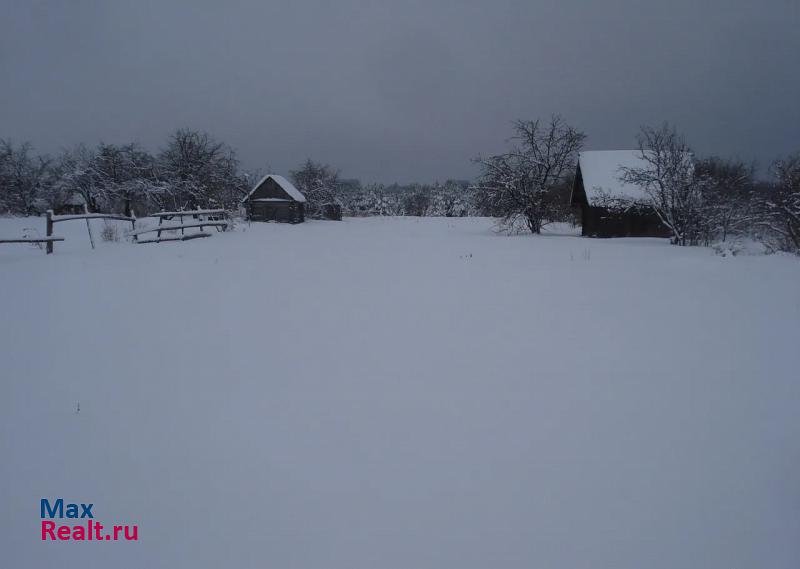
243,176,306,224
570,163,670,238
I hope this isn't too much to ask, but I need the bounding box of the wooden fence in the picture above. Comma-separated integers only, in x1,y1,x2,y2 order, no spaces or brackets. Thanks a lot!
2,207,228,255
46,209,136,254
129,208,228,243
0,236,65,252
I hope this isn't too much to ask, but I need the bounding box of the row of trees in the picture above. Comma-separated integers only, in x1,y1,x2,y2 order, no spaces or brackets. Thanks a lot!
472,116,800,252
337,179,481,218
0,133,480,220
0,130,248,216
618,124,799,251
288,159,484,218
2,123,799,252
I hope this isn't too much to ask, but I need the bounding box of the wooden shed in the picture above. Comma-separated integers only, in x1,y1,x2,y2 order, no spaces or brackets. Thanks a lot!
242,174,306,223
54,191,87,215
570,150,670,238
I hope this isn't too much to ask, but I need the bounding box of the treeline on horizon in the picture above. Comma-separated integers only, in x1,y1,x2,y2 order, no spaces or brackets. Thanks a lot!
1,119,798,253
0,129,488,220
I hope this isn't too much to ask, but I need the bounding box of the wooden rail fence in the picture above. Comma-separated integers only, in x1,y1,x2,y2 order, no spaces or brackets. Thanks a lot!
46,209,136,254
2,207,228,255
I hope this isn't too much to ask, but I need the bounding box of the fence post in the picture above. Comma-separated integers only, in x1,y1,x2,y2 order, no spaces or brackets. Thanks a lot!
46,210,54,254
83,204,96,250
130,209,137,243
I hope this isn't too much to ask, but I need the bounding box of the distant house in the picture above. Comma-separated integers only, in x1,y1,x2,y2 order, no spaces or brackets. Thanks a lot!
570,150,670,238
55,191,87,215
242,174,306,223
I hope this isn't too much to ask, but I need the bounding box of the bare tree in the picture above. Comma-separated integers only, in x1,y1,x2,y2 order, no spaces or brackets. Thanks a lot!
0,140,50,215
620,124,700,245
93,143,160,215
51,145,105,212
694,157,756,244
157,129,242,210
474,116,585,233
758,153,800,252
1,131,251,217
114,144,162,215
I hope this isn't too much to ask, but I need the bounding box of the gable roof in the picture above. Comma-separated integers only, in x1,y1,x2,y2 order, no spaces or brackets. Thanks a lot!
243,174,307,203
65,190,87,207
576,150,652,206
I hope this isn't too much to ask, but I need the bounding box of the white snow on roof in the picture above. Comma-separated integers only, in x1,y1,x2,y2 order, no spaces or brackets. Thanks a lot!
244,174,307,203
578,150,651,205
65,191,86,206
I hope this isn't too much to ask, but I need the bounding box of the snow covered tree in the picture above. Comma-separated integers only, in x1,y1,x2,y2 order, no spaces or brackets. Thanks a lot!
51,145,109,213
364,184,401,216
93,143,161,215
473,116,585,233
49,143,169,215
427,180,473,217
157,129,243,210
0,140,50,215
401,184,431,216
619,124,701,246
694,157,756,244
290,159,341,219
115,145,163,215
758,153,800,253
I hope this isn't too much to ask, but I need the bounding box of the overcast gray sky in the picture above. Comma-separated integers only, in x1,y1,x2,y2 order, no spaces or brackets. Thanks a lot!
1,0,798,183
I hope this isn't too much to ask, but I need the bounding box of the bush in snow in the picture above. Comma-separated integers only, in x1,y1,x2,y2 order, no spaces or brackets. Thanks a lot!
100,221,120,242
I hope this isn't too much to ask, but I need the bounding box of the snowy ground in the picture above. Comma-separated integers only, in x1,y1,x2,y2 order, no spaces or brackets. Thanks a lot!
1,216,799,569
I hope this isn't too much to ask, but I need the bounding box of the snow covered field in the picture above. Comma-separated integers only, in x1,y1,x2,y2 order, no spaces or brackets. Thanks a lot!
1,216,799,569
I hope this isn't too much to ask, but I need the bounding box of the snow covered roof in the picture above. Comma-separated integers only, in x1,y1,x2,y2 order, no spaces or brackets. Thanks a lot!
243,174,306,203
64,191,86,206
577,150,651,205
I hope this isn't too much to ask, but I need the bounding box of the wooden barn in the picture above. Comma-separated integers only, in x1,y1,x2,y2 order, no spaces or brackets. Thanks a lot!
242,174,306,223
570,150,670,238
54,191,87,215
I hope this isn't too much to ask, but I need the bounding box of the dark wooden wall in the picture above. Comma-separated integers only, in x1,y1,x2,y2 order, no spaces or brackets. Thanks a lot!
582,206,670,238
570,165,670,238
247,201,304,224
245,177,305,223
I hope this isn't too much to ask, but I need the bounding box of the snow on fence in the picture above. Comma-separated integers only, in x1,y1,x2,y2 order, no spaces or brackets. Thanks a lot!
130,222,228,243
0,236,65,254
48,213,138,223
133,232,215,244
129,208,229,244
46,208,136,254
148,208,226,218
4,207,229,255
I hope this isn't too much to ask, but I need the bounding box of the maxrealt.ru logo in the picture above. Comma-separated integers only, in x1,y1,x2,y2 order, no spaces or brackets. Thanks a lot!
40,498,139,541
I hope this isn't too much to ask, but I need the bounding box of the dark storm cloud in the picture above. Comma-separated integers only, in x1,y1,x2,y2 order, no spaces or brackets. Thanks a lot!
1,0,798,182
